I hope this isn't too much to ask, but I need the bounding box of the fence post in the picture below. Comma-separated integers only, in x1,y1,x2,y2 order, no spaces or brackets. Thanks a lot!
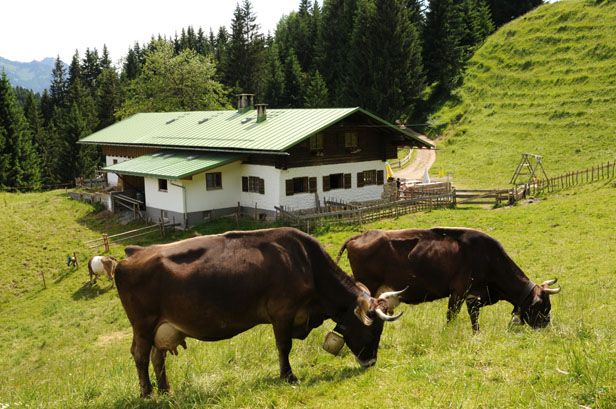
103,233,109,253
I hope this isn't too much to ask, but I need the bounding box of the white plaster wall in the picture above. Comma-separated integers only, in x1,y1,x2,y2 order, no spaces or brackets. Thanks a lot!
144,177,185,213
239,165,281,211
279,160,386,210
184,161,243,213
105,155,131,187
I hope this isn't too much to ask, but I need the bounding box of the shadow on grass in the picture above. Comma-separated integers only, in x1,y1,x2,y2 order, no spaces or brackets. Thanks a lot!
72,281,115,300
299,366,366,386
101,384,233,409
53,266,79,284
253,365,365,388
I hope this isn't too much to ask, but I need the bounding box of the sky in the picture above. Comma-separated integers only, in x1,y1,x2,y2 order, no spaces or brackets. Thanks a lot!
1,0,300,64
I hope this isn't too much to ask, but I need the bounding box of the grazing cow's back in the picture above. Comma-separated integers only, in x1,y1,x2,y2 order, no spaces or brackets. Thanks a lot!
115,227,404,398
338,228,560,332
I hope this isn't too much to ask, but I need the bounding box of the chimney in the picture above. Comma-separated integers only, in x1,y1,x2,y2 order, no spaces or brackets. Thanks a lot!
255,103,268,123
236,93,255,114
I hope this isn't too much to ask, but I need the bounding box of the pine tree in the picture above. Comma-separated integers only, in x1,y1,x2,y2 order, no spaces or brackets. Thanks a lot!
50,56,68,108
215,26,229,68
122,44,142,81
40,89,53,125
23,93,44,151
304,70,329,107
343,0,375,108
282,49,304,107
0,72,41,189
424,0,464,92
223,0,265,94
96,68,121,130
100,45,112,69
68,50,82,89
82,48,102,93
264,42,285,107
318,0,358,104
376,0,425,120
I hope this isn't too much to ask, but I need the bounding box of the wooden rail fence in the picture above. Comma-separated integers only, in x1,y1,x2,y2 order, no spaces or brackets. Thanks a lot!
85,221,179,252
529,160,615,195
389,147,414,169
277,191,454,233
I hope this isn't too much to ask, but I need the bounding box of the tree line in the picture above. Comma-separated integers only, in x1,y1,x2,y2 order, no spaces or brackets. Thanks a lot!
0,0,541,190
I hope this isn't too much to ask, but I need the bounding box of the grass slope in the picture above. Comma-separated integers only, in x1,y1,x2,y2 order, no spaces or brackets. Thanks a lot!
431,0,616,188
1,184,615,408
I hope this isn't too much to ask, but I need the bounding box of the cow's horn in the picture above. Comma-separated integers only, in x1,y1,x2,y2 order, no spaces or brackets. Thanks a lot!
378,287,408,301
375,307,403,322
378,287,407,309
544,286,561,294
541,278,557,286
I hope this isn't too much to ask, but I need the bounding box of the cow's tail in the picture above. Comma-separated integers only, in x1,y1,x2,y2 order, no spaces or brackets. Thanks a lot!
335,234,363,264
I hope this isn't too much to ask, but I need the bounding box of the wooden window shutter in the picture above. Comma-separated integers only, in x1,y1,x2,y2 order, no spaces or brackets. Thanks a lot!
344,173,352,189
309,177,317,193
242,176,248,192
322,175,331,192
286,179,294,196
259,178,265,194
376,170,384,185
357,172,365,187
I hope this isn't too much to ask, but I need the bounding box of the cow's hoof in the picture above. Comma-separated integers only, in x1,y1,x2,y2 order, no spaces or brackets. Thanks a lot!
283,373,299,384
140,389,153,399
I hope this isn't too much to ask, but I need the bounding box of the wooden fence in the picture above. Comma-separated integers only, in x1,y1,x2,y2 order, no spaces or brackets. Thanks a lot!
277,191,454,233
85,220,179,252
454,185,527,206
529,160,616,195
389,147,414,169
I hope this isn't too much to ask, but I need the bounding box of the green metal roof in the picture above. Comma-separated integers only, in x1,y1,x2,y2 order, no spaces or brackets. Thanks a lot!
79,107,433,152
103,151,242,179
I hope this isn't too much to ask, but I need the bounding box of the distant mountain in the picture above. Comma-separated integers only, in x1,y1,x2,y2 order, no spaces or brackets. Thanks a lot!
0,56,57,94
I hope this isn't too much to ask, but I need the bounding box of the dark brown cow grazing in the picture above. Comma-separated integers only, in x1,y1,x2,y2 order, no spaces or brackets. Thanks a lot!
337,228,561,332
115,227,403,398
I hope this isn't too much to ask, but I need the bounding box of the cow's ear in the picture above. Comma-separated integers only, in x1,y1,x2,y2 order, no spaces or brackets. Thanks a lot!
354,297,374,326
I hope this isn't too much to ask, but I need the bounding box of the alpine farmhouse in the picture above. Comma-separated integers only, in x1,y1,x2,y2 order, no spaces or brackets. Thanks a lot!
79,96,433,228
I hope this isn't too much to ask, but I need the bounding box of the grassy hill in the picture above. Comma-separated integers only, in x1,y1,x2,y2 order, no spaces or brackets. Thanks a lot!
431,0,616,188
1,184,615,408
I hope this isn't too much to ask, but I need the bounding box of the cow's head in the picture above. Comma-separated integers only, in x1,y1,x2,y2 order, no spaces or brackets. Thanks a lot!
519,279,561,328
333,285,405,367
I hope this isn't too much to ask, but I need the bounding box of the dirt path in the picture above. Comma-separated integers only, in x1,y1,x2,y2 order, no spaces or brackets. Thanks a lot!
394,137,436,181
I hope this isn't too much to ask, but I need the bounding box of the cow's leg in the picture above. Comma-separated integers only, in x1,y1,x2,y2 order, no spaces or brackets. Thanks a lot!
446,293,464,323
466,297,481,333
272,320,298,383
131,333,154,398
150,346,170,393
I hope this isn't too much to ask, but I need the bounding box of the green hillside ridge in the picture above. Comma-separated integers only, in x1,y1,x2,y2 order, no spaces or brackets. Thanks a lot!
1,184,615,407
431,0,616,188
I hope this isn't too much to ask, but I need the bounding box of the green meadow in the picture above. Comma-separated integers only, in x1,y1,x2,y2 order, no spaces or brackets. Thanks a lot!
1,180,615,408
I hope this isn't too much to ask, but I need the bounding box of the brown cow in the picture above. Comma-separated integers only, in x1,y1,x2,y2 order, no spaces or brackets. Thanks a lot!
87,255,117,286
337,228,561,332
115,227,404,398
